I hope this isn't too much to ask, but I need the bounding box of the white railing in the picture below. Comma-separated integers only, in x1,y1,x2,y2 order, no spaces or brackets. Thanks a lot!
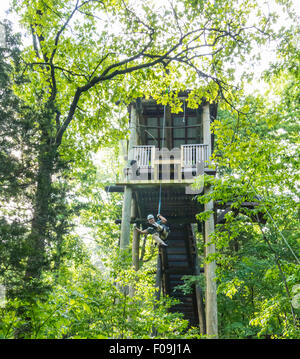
133,144,209,168
181,144,209,167
133,145,155,167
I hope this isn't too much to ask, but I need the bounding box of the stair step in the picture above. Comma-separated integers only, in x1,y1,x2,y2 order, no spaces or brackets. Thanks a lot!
167,254,188,261
160,225,199,327
167,260,189,266
166,249,187,255
168,232,187,239
167,262,190,268
164,268,194,275
171,295,193,299
167,241,186,247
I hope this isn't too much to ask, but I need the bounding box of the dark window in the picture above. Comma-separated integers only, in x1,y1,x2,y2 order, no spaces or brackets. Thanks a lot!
144,107,202,148
171,113,200,148
145,115,165,149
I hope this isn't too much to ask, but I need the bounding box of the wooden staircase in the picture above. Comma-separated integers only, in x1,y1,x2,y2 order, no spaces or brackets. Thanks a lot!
160,224,199,327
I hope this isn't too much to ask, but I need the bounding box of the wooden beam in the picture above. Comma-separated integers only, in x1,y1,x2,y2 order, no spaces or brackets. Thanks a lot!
155,254,162,300
120,186,133,250
191,225,206,335
203,103,218,338
105,185,124,193
165,106,172,150
204,189,218,338
120,103,138,250
131,195,140,271
132,227,140,271
203,104,212,157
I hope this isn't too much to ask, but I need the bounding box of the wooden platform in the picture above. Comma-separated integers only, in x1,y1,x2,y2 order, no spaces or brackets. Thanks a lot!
117,168,216,186
134,187,203,224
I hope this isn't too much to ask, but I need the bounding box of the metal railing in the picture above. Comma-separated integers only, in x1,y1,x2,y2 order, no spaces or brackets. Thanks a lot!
181,144,209,166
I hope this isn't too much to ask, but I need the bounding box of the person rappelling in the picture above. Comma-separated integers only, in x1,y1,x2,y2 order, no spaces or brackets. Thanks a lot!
135,214,169,247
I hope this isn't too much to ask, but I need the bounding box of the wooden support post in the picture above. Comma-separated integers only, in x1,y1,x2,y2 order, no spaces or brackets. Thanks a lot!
203,103,218,338
131,197,136,221
152,252,162,337
131,195,140,270
195,284,206,335
120,186,132,250
203,103,212,157
155,253,162,301
120,103,138,250
165,106,172,150
129,208,140,298
132,227,140,271
192,225,206,335
191,224,206,335
204,190,218,338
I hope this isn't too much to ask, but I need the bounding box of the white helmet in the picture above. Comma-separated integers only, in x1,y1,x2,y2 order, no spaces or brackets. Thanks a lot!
147,214,154,220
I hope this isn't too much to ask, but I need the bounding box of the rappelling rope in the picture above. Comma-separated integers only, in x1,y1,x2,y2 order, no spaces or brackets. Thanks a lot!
158,98,167,215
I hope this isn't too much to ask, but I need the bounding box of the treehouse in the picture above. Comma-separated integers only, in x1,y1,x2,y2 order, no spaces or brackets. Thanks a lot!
106,94,266,336
107,94,218,336
116,97,217,223
119,99,216,185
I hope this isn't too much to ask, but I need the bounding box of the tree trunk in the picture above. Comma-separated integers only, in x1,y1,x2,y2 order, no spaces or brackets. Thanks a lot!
15,138,57,338
26,145,55,280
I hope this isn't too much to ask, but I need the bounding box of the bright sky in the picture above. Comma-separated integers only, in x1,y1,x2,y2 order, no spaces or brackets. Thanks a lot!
1,0,299,32
0,1,19,29
0,0,299,95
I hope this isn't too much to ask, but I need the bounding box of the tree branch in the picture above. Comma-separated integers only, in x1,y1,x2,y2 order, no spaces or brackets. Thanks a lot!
49,0,80,65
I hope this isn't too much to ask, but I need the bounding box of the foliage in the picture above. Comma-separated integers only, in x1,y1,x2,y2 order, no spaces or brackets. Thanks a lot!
0,0,299,340
194,29,300,337
0,234,191,339
0,20,34,300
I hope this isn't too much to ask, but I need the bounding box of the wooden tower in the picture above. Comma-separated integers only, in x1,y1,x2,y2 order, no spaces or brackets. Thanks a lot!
107,95,218,337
